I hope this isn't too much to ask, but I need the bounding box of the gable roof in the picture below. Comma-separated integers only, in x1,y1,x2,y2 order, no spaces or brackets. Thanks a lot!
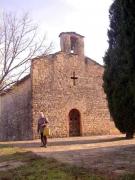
0,74,30,96
59,32,84,38
1,51,103,96
33,51,103,67
85,56,103,68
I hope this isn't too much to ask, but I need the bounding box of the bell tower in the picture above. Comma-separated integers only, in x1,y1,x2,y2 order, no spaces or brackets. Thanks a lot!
59,32,84,56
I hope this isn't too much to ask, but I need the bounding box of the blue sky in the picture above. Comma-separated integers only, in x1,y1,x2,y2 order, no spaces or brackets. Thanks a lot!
0,0,113,64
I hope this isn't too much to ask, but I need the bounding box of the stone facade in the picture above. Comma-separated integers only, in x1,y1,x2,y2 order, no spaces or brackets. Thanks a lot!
31,52,118,138
0,76,32,141
0,32,119,141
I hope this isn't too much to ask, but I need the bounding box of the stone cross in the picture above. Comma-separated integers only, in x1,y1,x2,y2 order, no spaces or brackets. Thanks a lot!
71,71,78,86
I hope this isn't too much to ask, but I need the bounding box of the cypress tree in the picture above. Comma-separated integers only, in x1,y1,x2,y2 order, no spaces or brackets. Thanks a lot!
103,0,135,138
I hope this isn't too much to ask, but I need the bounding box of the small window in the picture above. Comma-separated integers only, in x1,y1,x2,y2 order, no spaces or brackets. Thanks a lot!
70,36,77,53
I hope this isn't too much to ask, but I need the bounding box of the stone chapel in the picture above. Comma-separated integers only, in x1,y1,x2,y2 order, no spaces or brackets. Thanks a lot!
0,32,118,141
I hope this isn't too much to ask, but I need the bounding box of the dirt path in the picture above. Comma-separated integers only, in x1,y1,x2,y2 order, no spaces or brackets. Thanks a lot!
1,135,135,178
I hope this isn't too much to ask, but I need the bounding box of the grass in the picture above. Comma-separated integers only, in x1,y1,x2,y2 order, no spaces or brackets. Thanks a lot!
0,145,135,180
0,145,105,180
120,174,135,180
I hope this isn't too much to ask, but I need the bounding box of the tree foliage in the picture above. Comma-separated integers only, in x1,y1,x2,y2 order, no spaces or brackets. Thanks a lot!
103,0,135,138
0,12,52,94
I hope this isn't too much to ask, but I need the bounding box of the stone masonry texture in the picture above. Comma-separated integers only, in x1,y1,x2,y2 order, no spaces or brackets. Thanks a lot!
31,52,118,138
0,77,32,141
0,32,119,141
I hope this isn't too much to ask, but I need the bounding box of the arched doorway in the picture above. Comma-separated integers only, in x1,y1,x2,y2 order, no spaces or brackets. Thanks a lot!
69,109,81,136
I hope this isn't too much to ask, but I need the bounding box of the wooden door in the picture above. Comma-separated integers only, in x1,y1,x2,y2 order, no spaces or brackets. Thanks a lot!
69,109,80,136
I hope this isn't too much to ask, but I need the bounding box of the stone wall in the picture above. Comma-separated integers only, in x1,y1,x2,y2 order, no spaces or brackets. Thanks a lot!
31,52,119,138
0,76,32,141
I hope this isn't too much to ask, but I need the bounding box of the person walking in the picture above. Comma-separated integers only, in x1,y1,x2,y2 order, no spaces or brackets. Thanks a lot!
37,112,48,147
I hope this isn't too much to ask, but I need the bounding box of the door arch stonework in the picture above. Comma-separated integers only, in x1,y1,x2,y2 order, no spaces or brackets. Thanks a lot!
69,109,81,136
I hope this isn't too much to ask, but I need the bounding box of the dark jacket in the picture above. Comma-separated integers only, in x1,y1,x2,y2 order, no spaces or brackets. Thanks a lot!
37,117,48,133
